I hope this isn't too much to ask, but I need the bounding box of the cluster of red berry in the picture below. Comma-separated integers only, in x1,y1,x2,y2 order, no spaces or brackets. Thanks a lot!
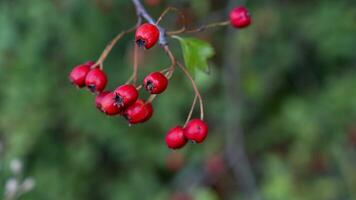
68,60,167,124
165,119,208,149
69,5,251,150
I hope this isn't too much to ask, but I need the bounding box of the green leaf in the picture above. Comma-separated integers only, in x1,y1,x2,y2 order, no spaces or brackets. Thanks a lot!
173,36,215,76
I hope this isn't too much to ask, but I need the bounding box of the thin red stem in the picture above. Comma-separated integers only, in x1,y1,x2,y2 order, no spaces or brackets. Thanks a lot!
156,7,186,34
92,27,136,70
147,94,157,103
177,62,204,120
168,20,230,35
163,45,176,79
125,43,141,85
132,44,139,84
184,94,198,127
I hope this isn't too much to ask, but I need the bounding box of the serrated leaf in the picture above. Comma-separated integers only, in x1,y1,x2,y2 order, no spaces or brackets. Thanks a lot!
173,36,215,76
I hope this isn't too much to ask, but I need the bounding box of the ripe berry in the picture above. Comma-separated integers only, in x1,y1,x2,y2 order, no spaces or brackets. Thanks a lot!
183,119,208,143
135,23,160,49
98,92,121,116
229,6,251,28
114,84,139,108
123,99,153,124
143,72,168,94
165,126,187,149
69,61,94,88
95,91,110,110
85,68,107,93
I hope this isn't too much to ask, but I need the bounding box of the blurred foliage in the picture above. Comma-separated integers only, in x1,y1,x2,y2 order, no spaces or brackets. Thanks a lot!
0,0,356,199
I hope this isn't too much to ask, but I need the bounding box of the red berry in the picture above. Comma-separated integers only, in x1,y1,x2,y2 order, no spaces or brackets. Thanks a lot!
99,92,121,116
135,23,160,49
143,72,168,94
165,126,187,149
85,68,107,93
184,119,208,143
114,84,139,108
95,91,110,110
123,99,153,124
229,6,251,28
69,61,94,88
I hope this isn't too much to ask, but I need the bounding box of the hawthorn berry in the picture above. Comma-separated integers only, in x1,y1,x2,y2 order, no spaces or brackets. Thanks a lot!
69,61,94,88
95,91,110,110
183,119,208,143
135,23,160,49
143,72,168,94
85,68,108,93
123,99,153,124
98,92,121,116
165,126,187,149
229,6,251,28
114,84,139,108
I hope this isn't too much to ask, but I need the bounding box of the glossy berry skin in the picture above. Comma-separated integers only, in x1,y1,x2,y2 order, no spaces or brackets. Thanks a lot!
98,92,121,116
229,6,251,28
135,23,160,49
114,84,139,108
123,99,153,124
143,72,168,94
85,68,107,93
69,61,94,88
183,119,208,143
165,126,187,149
95,91,111,110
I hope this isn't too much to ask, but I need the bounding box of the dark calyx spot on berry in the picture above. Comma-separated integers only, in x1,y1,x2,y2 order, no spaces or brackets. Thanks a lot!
136,39,146,48
146,80,154,91
115,95,124,107
88,85,96,92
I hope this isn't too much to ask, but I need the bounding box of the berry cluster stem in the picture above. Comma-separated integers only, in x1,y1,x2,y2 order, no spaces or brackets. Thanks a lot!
155,4,229,36
156,7,186,34
184,94,198,127
177,62,204,121
92,28,136,70
168,20,230,35
163,45,176,79
126,44,140,85
147,94,157,103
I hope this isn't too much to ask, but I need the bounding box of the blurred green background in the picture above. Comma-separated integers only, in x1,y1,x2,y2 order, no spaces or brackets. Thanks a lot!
1,0,356,199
